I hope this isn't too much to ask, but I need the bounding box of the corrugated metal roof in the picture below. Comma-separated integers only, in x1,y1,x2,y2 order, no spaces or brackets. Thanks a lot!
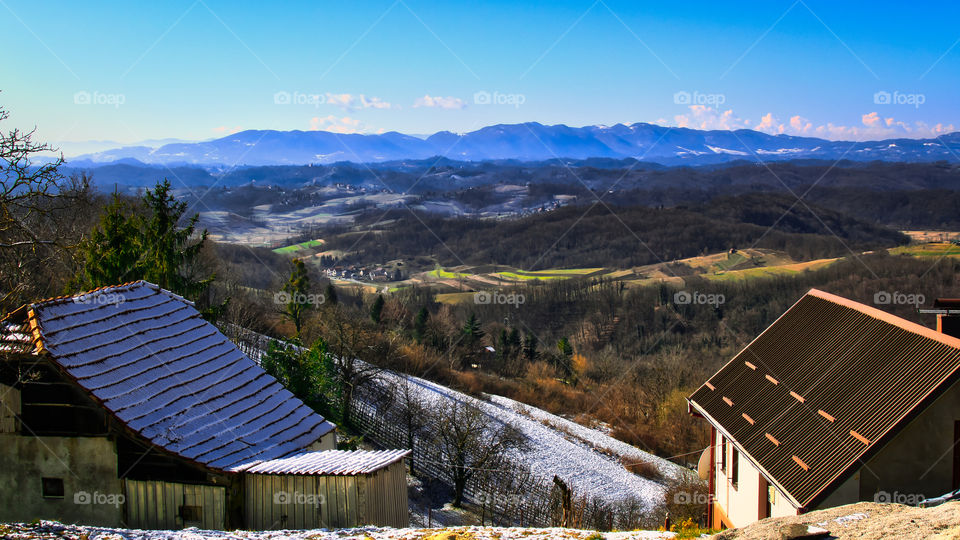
7,281,335,471
689,289,960,509
235,449,410,475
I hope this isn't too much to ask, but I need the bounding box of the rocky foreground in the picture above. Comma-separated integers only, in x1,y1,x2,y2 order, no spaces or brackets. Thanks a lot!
712,501,960,540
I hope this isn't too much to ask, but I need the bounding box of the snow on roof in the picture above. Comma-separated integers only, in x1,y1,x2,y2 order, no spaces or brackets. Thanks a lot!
235,449,410,475
7,281,335,471
0,322,31,353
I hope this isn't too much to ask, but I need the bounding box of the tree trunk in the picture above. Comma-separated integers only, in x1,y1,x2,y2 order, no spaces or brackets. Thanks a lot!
453,478,467,507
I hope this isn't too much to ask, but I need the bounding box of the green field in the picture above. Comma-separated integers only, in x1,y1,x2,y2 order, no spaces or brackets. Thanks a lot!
429,266,471,279
495,271,564,281
890,242,960,258
273,239,324,254
517,267,605,276
705,259,837,282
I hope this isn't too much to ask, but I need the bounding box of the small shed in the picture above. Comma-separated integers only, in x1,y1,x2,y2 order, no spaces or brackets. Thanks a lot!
237,449,410,529
0,281,411,530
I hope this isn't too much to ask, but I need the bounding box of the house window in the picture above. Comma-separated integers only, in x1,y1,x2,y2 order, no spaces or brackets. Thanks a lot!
720,435,727,473
41,477,64,499
766,484,776,517
731,446,739,489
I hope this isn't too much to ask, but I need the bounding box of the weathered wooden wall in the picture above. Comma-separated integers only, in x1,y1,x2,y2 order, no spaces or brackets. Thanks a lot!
243,465,409,530
124,479,225,530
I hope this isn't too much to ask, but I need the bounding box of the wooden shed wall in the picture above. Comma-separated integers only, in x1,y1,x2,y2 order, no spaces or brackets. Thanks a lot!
243,462,408,530
124,479,225,530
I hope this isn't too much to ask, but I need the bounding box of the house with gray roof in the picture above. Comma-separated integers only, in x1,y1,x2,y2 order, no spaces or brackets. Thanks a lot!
0,281,409,529
688,289,960,529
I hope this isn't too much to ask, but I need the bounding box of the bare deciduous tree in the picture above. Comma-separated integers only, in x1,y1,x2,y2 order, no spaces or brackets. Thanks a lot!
0,103,95,311
394,376,429,476
430,400,526,507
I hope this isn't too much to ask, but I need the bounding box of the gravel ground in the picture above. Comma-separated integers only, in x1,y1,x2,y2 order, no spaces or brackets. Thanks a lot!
711,501,960,540
0,522,675,540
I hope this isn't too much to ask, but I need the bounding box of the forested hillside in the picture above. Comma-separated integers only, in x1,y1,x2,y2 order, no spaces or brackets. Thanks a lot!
322,195,907,269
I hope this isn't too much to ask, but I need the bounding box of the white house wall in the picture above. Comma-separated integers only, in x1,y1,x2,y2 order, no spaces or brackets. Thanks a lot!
713,429,798,528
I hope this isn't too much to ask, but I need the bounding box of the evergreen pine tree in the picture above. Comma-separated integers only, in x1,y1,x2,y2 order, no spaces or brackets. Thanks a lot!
413,307,429,343
140,179,211,297
523,332,538,362
462,313,484,348
77,193,143,288
282,258,311,339
370,294,385,324
324,282,338,305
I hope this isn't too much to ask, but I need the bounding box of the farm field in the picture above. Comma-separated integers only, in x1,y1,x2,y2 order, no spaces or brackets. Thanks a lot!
272,239,324,254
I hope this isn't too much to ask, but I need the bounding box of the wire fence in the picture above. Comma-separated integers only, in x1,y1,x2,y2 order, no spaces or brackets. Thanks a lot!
349,377,665,529
223,324,667,529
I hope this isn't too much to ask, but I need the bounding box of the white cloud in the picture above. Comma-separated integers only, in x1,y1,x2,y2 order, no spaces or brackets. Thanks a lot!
309,115,384,134
789,115,814,135
324,93,394,111
670,105,956,140
755,113,784,134
213,125,243,135
674,105,750,131
412,95,466,110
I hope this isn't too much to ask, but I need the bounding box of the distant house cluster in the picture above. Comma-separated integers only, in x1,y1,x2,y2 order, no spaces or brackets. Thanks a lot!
324,266,400,282
0,281,409,530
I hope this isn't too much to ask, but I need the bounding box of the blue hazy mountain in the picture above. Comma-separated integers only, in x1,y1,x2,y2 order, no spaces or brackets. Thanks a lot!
70,123,960,167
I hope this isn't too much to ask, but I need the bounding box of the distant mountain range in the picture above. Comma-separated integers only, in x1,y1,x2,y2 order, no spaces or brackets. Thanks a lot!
66,123,960,167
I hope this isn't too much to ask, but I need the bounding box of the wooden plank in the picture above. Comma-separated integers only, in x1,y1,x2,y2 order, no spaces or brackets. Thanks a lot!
357,474,368,526
317,476,328,529
295,475,305,529
345,475,358,526
336,476,347,528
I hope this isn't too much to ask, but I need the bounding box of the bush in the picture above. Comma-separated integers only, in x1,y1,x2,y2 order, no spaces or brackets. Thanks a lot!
620,456,662,482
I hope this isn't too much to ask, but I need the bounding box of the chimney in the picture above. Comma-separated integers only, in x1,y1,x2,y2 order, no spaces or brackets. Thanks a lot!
920,298,960,339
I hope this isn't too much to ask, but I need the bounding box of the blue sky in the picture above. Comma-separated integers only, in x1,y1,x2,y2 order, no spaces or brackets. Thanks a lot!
1,0,958,146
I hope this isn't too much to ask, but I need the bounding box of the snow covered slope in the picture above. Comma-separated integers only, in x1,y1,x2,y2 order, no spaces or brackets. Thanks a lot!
374,370,688,509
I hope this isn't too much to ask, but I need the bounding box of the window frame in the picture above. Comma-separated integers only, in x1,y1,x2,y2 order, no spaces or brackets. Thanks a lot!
41,477,65,499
